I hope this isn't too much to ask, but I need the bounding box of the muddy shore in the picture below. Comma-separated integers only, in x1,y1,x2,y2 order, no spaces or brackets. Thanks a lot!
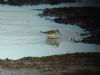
0,52,100,75
39,7,100,44
0,0,76,5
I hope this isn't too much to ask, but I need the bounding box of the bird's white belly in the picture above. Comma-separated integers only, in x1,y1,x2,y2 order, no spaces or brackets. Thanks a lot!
47,34,58,38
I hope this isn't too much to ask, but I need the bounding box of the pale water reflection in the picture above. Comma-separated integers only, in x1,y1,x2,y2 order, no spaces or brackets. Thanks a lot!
46,38,60,47
0,5,100,59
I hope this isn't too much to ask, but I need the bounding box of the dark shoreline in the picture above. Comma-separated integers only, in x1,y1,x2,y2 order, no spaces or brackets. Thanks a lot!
0,0,77,6
39,7,100,44
0,52,100,75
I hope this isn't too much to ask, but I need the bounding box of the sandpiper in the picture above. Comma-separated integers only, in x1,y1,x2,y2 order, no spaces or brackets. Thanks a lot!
40,29,60,38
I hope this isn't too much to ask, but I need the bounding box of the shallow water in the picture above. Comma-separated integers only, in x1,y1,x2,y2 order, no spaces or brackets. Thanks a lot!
0,5,100,59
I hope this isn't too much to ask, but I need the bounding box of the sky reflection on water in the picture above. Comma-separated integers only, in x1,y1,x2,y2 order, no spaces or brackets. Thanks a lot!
0,4,100,59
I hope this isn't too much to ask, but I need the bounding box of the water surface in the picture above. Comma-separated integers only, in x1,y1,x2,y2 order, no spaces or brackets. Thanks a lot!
0,5,100,59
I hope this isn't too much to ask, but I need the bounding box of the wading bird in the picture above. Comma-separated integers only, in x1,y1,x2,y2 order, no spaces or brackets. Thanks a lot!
40,29,60,38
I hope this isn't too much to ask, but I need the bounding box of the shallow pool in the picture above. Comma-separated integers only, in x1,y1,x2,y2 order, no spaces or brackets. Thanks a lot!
0,5,100,59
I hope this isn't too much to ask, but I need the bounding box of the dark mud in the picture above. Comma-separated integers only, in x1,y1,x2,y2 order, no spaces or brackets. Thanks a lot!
0,0,77,5
39,7,100,44
0,52,100,75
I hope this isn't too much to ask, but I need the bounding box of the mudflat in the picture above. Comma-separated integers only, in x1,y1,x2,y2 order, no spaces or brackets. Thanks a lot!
0,52,100,75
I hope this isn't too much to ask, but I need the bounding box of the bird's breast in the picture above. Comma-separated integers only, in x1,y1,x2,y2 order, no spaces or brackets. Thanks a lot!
47,34,58,38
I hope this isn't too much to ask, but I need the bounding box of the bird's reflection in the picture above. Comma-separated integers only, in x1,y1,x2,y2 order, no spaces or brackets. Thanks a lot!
46,38,60,47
